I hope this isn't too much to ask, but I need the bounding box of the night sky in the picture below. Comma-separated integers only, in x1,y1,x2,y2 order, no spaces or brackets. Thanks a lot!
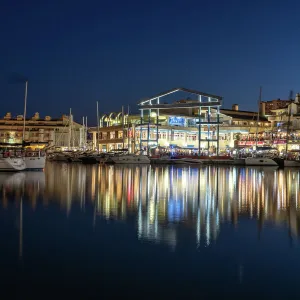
1,0,300,124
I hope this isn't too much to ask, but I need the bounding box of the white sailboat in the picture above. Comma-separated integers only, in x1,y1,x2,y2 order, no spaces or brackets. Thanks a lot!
245,87,278,167
21,80,46,170
24,150,46,169
0,156,26,171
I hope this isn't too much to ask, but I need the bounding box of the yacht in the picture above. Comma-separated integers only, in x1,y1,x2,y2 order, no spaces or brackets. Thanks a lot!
245,156,278,166
0,157,26,171
79,152,110,164
0,147,26,171
244,147,279,166
49,152,72,162
24,150,46,170
0,144,46,170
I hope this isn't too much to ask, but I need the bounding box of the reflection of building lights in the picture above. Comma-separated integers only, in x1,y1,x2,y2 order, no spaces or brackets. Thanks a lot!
168,199,184,222
148,200,155,224
3,164,300,249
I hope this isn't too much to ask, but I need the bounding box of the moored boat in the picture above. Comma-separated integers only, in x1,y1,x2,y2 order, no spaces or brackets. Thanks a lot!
110,153,150,164
24,150,46,170
49,152,72,162
173,158,203,164
245,157,278,166
284,160,300,167
0,157,26,171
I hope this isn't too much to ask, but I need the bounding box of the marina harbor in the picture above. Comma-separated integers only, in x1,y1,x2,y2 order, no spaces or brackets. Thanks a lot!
3,2,300,298
1,87,300,170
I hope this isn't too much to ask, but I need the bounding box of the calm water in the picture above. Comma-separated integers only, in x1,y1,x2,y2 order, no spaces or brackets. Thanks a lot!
1,163,300,299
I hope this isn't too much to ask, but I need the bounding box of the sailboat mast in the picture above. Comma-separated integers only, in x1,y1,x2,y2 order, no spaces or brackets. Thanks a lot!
68,108,72,149
122,106,125,150
255,87,262,150
71,113,75,148
96,101,100,152
22,81,28,142
85,116,88,148
82,116,85,148
127,105,130,153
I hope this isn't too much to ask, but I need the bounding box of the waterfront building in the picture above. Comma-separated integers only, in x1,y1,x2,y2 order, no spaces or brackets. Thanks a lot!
261,93,300,151
89,88,272,154
0,112,84,149
261,98,293,115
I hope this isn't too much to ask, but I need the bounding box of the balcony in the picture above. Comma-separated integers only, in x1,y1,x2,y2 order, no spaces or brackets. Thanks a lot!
99,138,123,144
268,116,283,121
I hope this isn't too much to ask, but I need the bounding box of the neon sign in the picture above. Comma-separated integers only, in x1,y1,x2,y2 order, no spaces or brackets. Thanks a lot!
169,117,185,127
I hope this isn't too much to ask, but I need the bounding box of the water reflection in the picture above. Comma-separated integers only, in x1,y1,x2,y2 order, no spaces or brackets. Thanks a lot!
0,172,45,207
1,163,300,249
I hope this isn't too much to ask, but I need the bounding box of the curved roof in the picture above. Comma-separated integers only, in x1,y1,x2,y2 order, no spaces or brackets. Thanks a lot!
109,112,117,119
138,87,222,105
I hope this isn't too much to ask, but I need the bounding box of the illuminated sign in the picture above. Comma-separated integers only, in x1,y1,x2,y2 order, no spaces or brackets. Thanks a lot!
169,117,185,127
273,139,286,144
239,140,286,146
238,141,265,146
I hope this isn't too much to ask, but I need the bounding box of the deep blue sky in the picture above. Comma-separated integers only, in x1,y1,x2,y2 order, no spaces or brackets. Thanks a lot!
1,0,300,124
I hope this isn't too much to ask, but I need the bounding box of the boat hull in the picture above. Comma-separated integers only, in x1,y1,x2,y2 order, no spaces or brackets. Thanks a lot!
173,158,203,164
111,155,150,164
24,156,46,170
245,157,278,166
284,160,300,167
0,158,26,171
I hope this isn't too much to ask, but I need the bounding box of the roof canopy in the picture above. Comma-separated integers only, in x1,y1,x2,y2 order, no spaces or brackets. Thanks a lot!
138,87,222,109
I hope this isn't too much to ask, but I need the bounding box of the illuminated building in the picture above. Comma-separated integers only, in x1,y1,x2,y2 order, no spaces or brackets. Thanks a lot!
261,98,293,115
89,88,272,153
0,112,84,148
261,93,300,151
